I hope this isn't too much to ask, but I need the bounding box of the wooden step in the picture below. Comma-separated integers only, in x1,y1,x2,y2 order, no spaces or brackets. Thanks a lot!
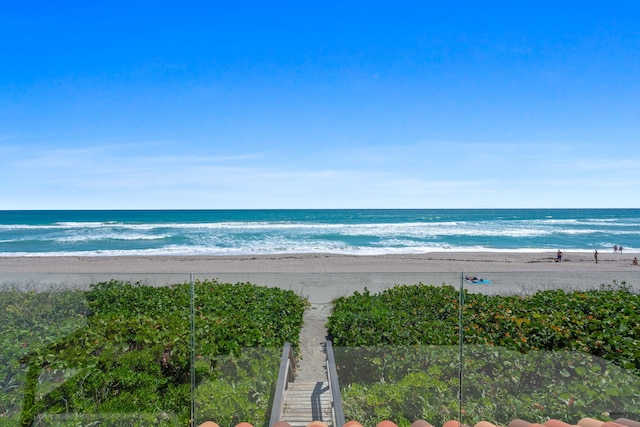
286,381,329,391
281,381,333,426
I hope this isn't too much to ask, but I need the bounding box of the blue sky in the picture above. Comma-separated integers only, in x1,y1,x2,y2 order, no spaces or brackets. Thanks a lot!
1,1,639,209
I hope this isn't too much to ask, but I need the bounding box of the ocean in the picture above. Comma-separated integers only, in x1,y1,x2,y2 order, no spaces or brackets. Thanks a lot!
0,209,638,256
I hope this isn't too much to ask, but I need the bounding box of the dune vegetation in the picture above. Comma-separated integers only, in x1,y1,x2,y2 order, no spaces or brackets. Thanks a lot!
328,282,640,427
0,280,306,427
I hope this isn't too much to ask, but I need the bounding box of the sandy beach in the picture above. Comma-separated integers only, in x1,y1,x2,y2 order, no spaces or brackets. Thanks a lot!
0,251,637,273
0,252,637,301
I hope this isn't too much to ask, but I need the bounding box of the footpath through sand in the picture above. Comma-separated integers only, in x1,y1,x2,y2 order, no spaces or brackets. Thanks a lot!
294,302,332,382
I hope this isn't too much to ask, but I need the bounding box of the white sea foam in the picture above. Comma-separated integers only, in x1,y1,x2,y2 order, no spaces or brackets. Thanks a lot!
0,244,602,258
3,218,633,235
53,233,170,243
2,209,638,256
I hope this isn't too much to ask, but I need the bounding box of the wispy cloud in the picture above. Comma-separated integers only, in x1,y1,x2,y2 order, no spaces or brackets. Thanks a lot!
3,137,639,209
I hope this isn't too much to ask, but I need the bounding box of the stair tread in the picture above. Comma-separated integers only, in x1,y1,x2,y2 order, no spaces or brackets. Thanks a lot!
283,401,331,405
279,378,334,426
284,391,331,396
288,381,328,387
282,413,332,417
287,385,329,390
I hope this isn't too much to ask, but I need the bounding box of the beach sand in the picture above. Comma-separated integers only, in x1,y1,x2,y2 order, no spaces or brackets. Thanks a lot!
0,251,637,300
0,251,637,273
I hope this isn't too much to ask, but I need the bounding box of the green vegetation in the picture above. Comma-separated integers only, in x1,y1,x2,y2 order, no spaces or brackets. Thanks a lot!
0,287,88,426
194,347,282,427
4,279,639,427
0,280,306,427
328,283,640,427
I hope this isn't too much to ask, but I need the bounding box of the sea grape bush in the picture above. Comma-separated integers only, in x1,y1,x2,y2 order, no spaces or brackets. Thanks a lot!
328,283,640,427
328,283,639,372
337,345,640,427
194,347,282,427
0,280,306,427
0,288,88,426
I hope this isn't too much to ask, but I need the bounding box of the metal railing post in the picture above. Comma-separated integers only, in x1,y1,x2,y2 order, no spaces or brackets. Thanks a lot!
325,340,345,427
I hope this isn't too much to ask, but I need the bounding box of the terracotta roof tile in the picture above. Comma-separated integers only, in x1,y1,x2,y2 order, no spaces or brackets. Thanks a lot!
616,419,640,427
442,420,463,427
508,419,531,427
578,419,604,427
198,418,640,427
601,423,630,427
544,420,576,427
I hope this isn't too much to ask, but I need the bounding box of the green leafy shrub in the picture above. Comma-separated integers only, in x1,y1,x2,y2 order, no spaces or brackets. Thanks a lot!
329,283,639,374
328,285,461,347
329,283,640,426
0,288,88,424
194,347,281,427
1,280,306,426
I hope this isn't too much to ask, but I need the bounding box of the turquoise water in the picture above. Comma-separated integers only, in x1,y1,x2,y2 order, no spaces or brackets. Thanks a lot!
0,209,638,256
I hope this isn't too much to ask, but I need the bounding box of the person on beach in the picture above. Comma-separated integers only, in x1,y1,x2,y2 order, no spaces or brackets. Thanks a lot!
556,250,563,262
619,245,623,253
613,244,618,253
594,250,598,263
633,257,638,266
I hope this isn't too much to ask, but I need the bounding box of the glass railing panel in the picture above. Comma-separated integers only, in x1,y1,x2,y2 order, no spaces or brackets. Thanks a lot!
0,272,194,291
191,273,305,427
1,275,89,426
334,345,462,427
329,273,463,427
192,346,282,427
189,272,464,427
0,273,192,426
3,270,636,426
459,271,640,426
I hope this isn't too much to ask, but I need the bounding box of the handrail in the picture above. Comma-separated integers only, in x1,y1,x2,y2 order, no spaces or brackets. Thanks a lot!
325,340,345,427
269,342,296,427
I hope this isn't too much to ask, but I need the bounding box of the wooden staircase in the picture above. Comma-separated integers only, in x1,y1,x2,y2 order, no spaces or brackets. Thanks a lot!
270,341,344,427
280,381,333,427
